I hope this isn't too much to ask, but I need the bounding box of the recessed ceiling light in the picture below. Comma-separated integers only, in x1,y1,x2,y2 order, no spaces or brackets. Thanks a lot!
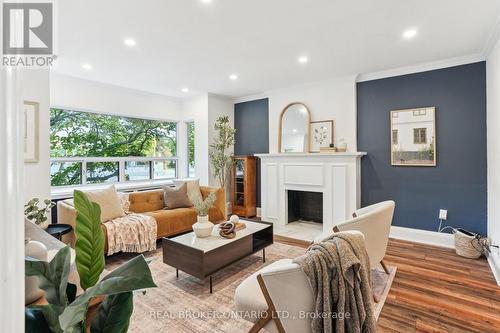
229,74,238,80
298,56,308,64
200,0,212,3
81,63,93,70
403,29,418,39
181,87,189,93
123,38,136,47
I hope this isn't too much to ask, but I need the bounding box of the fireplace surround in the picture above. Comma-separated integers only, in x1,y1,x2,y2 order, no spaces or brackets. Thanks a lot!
256,152,366,234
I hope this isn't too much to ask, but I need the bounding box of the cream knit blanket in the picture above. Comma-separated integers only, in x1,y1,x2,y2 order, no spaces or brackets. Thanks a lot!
103,213,157,256
293,232,377,333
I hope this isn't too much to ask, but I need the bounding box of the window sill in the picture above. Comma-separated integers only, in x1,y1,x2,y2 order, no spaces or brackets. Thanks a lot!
50,180,174,200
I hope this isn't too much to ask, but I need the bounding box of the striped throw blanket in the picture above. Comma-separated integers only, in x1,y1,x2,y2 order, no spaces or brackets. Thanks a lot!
103,213,157,255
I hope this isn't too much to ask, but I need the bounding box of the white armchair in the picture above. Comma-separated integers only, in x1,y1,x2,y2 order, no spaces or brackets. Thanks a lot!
235,231,365,333
314,200,395,275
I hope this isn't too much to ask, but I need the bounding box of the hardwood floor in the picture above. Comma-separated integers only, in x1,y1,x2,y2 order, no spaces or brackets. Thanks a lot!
274,235,500,332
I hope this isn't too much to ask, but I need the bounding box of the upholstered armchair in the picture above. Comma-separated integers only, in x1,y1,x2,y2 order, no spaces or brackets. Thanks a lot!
235,231,366,333
314,200,395,277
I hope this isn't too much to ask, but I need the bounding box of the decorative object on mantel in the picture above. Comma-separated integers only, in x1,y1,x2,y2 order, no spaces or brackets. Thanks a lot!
279,102,311,153
391,107,436,166
25,239,48,305
193,191,217,237
320,144,337,153
337,138,347,152
310,120,334,152
24,198,55,229
23,101,40,163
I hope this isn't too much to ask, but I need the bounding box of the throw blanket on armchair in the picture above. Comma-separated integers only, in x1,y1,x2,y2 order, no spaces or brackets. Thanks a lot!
103,213,157,255
293,232,376,333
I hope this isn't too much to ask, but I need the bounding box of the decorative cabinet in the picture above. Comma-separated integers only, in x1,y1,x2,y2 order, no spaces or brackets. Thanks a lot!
231,156,257,218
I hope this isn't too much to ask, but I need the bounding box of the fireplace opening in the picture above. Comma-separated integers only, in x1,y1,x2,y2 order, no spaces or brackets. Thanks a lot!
287,190,323,224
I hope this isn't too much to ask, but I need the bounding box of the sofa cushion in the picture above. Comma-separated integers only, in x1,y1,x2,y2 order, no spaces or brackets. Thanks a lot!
174,179,203,204
164,183,192,209
83,185,125,223
145,208,198,237
129,190,164,213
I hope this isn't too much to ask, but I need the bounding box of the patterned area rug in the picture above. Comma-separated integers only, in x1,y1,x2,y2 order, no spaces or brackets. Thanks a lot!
106,242,396,332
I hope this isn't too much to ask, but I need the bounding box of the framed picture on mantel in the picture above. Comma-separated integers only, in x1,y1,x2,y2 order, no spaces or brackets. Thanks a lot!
390,107,436,166
310,120,334,152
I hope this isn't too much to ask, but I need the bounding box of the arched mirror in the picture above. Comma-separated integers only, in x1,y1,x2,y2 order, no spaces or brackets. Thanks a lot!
279,102,311,153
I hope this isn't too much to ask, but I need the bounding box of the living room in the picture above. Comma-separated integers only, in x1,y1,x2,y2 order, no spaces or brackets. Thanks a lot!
2,1,500,332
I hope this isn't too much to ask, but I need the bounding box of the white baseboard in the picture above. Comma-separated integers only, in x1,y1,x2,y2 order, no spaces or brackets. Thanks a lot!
487,250,500,286
390,226,455,249
256,207,261,218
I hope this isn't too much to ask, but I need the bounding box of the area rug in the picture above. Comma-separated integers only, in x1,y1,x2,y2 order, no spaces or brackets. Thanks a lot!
106,242,396,332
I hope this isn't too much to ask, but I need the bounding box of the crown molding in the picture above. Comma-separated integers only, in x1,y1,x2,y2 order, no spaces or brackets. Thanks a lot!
356,54,486,83
483,13,500,58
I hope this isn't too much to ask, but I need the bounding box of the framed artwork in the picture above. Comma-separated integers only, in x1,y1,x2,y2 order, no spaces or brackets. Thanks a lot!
310,120,334,152
23,101,39,163
390,107,436,166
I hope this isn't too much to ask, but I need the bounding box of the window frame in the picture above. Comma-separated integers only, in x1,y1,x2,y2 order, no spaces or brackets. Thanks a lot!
413,128,427,144
50,106,180,188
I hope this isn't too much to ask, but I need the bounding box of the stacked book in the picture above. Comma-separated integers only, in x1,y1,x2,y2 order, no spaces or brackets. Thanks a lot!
320,146,337,152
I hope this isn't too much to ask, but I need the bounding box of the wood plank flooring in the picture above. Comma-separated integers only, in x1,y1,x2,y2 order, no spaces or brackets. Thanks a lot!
274,235,500,332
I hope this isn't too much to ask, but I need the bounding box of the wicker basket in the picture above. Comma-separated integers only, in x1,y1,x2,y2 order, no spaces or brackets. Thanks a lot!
454,228,482,259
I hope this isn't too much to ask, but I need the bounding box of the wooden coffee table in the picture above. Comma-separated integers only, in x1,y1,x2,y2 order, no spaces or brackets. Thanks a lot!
162,220,273,293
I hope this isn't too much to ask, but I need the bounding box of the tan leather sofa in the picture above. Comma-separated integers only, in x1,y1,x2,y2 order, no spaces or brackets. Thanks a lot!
57,186,226,251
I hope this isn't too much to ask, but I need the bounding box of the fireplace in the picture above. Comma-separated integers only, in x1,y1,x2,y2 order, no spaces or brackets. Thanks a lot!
287,190,323,224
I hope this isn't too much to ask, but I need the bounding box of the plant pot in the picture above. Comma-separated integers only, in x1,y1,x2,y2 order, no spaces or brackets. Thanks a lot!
192,215,214,238
25,240,48,304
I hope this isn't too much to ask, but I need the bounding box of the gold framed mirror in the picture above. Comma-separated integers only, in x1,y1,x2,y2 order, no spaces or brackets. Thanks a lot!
278,102,311,153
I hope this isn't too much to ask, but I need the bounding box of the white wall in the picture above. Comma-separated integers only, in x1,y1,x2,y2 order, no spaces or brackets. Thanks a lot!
22,69,51,205
487,38,500,261
181,94,209,185
208,94,234,188
50,74,182,121
266,76,358,153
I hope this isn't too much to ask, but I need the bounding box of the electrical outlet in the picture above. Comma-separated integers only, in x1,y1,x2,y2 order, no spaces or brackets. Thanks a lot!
439,209,447,220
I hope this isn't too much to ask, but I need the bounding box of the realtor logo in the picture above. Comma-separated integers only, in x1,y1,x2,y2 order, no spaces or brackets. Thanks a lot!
2,1,55,67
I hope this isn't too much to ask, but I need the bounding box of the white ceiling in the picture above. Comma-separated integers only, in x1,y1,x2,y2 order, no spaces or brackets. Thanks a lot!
53,0,500,98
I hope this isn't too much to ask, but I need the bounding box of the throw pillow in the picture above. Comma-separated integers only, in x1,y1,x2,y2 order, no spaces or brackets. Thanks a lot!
117,192,131,214
83,185,126,223
164,183,193,209
173,179,203,204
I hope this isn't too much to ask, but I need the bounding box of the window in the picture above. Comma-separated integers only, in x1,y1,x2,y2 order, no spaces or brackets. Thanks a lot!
392,129,398,145
413,109,427,116
187,121,195,178
413,128,427,144
50,108,178,186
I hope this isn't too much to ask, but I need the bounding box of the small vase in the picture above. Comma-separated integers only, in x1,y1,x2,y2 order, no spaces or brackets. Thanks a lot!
337,138,347,152
25,240,48,304
192,215,214,238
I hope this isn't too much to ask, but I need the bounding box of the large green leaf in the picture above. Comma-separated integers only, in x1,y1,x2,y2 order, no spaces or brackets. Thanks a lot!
73,190,105,290
25,246,71,306
59,255,156,331
90,292,133,333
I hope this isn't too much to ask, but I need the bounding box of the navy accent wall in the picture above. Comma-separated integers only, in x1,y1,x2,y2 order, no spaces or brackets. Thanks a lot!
357,62,487,234
234,98,269,207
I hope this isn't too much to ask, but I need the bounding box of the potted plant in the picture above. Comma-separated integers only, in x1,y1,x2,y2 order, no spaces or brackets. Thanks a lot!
209,115,236,209
24,198,55,229
25,190,157,332
192,191,217,238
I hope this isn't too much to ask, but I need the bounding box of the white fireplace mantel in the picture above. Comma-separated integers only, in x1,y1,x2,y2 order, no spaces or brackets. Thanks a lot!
255,152,367,234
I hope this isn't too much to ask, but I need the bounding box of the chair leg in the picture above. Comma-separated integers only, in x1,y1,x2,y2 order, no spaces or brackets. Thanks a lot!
380,260,390,275
248,311,271,333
